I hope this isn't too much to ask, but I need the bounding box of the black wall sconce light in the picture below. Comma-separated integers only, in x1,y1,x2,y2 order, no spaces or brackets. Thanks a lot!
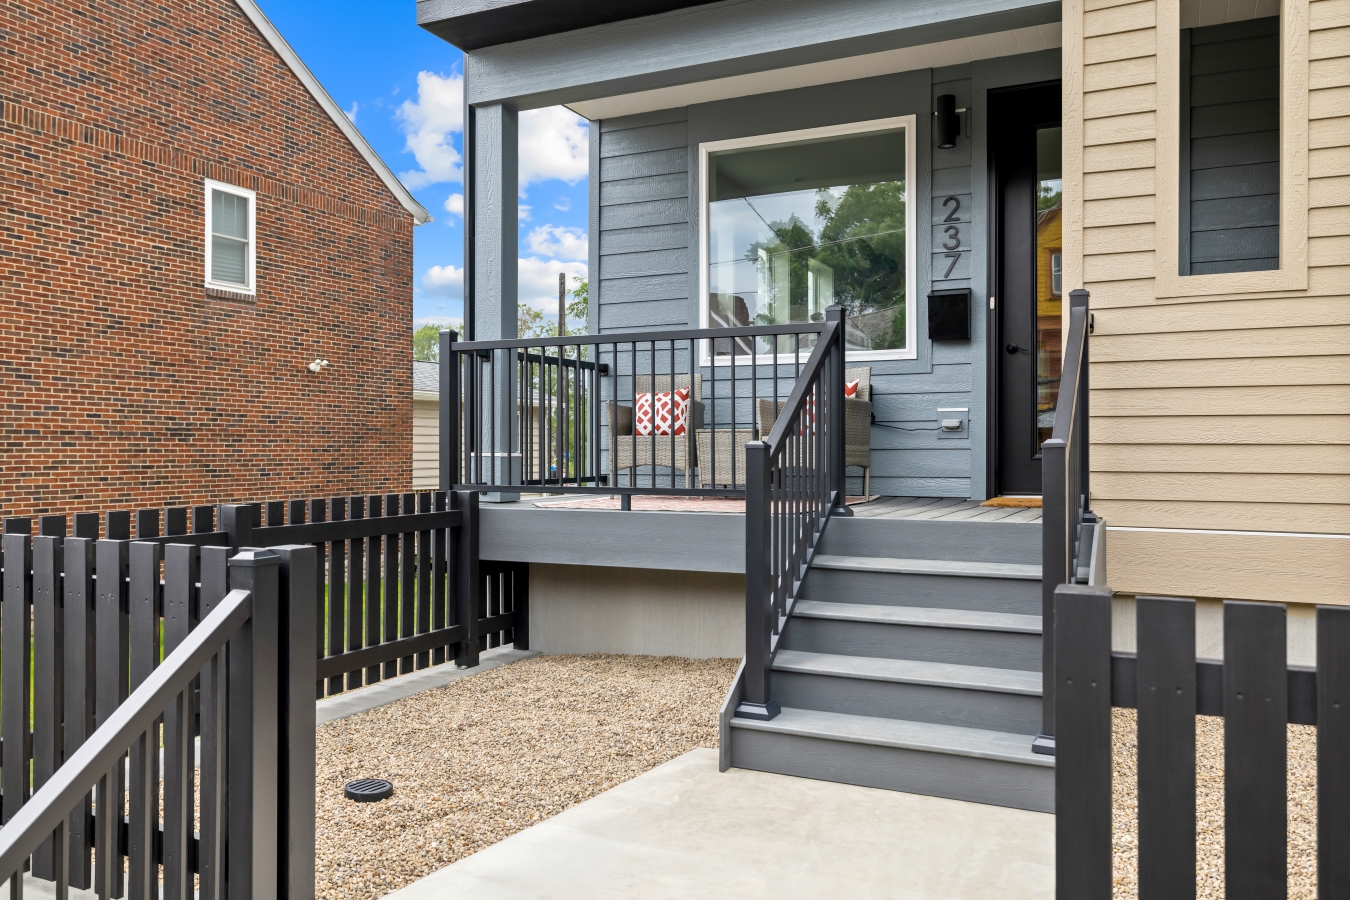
934,94,965,149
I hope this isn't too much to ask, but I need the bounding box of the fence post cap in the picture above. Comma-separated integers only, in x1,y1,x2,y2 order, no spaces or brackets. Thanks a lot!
228,548,281,567
1053,582,1112,600
823,305,844,322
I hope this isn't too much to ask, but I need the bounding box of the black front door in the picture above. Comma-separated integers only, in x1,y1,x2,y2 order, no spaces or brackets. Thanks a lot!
991,83,1062,496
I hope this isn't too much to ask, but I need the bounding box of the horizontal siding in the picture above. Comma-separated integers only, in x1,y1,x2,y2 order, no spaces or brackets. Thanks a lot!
412,399,438,490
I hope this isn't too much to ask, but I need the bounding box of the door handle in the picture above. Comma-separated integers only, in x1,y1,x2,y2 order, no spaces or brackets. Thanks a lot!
1005,342,1029,354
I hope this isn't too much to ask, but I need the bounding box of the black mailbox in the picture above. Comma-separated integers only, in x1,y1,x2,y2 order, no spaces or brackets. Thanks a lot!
928,288,971,341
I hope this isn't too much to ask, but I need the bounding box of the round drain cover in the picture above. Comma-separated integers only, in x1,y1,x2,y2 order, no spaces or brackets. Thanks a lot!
344,779,394,802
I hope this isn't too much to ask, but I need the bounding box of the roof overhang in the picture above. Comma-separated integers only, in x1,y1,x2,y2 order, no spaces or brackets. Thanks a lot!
416,0,722,51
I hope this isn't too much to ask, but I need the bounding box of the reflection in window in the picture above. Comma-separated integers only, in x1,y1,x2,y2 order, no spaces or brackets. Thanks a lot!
1035,126,1063,452
706,127,909,358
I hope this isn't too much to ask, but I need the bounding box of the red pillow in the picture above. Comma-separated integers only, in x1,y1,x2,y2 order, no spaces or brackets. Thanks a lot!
845,379,860,398
635,388,690,436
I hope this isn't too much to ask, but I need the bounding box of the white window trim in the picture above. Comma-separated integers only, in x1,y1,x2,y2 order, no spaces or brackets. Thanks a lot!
698,115,918,365
204,178,257,295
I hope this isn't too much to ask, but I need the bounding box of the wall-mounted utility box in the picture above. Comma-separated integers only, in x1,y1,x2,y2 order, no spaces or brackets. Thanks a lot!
936,407,968,440
928,289,971,341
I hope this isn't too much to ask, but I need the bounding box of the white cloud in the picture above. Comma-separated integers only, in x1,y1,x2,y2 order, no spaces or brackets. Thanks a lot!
526,225,588,261
444,193,464,217
519,257,587,310
343,101,359,125
519,205,532,222
519,107,588,187
421,264,464,299
554,197,571,211
396,72,464,189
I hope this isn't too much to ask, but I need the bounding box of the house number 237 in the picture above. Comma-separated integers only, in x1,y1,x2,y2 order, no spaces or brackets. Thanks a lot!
941,195,964,279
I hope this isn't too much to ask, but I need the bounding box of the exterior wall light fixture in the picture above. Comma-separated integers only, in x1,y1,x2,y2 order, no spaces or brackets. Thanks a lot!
934,95,965,149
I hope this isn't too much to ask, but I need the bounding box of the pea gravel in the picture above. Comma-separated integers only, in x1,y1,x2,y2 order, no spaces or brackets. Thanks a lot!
1111,708,1317,898
314,653,739,900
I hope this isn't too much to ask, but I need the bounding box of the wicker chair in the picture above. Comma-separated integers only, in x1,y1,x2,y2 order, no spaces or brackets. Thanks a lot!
694,427,757,489
606,374,704,489
755,367,873,498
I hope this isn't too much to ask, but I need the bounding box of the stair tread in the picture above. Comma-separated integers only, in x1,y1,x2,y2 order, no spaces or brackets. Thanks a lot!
773,650,1042,695
730,707,1053,767
794,600,1042,634
812,555,1041,581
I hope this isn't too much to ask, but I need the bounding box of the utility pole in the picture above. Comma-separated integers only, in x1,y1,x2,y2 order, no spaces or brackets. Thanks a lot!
558,272,566,337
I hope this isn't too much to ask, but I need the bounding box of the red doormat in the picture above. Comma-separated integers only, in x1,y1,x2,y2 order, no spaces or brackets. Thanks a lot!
979,496,1043,508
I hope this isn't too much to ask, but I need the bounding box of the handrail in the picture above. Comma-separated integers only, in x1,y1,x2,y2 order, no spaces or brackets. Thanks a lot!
1036,287,1093,755
736,306,849,721
0,588,252,879
449,320,827,352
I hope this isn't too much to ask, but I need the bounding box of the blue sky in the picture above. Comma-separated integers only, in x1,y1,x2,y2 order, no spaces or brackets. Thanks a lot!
259,0,590,330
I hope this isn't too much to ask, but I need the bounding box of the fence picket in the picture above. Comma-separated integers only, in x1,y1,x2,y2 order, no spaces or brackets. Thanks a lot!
267,501,285,527
62,537,95,889
3,534,33,829
1224,600,1287,900
400,492,415,674
198,546,230,900
134,508,159,540
162,544,199,900
327,497,347,695
383,494,400,679
95,538,129,898
1053,583,1112,900
192,505,215,534
31,536,63,880
1319,605,1350,896
1135,596,1197,898
106,511,130,541
309,498,326,699
165,506,187,536
127,541,162,900
73,513,99,540
347,496,366,690
417,492,432,669
432,492,448,665
365,495,383,684
38,515,66,537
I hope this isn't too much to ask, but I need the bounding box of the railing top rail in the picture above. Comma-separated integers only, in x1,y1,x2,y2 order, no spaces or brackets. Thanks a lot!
760,320,840,455
0,586,253,877
448,321,828,352
1045,302,1089,448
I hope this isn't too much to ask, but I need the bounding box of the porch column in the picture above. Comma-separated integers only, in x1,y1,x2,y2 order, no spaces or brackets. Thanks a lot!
470,102,519,498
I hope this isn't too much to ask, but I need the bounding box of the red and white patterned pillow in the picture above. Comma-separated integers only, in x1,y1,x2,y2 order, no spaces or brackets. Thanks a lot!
635,388,690,436
845,379,861,398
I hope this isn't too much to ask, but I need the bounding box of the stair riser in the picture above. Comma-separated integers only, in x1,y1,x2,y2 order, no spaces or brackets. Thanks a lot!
782,618,1042,671
729,728,1054,813
819,517,1042,565
771,670,1043,734
801,568,1041,615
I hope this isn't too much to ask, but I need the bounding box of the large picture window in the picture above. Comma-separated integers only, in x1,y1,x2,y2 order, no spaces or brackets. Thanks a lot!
204,179,256,294
699,117,917,360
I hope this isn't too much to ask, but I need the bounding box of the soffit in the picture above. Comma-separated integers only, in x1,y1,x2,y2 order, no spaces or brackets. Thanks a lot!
416,0,722,51
566,23,1063,120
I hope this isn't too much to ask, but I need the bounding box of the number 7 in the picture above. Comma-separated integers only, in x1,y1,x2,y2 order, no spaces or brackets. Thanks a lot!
943,252,961,279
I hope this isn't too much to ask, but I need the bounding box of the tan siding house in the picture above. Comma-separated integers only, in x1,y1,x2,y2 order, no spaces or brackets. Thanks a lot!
1064,0,1350,604
413,361,440,490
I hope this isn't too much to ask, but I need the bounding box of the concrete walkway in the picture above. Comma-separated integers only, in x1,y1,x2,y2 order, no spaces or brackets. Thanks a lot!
383,748,1054,900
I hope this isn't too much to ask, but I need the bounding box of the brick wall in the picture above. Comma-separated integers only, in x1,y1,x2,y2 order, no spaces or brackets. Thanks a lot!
0,0,415,516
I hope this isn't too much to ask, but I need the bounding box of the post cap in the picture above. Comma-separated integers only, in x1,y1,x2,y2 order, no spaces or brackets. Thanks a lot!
228,548,281,567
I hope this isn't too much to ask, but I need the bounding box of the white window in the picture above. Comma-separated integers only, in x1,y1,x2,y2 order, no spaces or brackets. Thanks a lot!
699,116,917,361
1051,252,1062,296
204,179,256,293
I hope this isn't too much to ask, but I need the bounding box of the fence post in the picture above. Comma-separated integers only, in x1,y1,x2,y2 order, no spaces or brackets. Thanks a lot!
1070,289,1091,507
512,563,530,652
1319,605,1350,896
441,329,460,491
227,549,281,900
736,441,780,721
221,504,254,549
454,491,481,668
1054,583,1113,900
272,545,318,900
823,305,851,516
1037,431,1068,756
2,533,33,825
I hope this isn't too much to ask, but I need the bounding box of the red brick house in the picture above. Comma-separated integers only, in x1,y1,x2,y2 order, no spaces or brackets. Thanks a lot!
0,0,429,517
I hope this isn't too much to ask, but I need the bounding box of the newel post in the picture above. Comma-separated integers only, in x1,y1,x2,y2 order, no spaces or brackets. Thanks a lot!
440,329,460,492
736,441,780,721
824,305,851,516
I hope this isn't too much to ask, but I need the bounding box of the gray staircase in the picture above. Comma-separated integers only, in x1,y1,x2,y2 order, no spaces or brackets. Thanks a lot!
727,516,1054,812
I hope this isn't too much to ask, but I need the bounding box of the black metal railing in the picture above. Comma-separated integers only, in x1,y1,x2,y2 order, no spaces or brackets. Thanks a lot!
735,307,848,721
0,543,316,899
440,321,829,501
1036,287,1094,755
1055,587,1350,898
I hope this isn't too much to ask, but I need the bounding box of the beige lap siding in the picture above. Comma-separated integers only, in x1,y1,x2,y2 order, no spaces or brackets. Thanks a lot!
1064,0,1350,604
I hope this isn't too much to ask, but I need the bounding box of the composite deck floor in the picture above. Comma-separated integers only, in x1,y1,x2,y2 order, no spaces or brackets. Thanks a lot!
530,494,1043,523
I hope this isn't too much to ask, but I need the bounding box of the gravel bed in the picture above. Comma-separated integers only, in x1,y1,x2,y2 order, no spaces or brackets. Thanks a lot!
314,653,739,900
1111,708,1317,897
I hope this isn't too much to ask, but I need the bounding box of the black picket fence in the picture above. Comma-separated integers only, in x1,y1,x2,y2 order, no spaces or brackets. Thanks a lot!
1055,585,1350,898
1,489,527,701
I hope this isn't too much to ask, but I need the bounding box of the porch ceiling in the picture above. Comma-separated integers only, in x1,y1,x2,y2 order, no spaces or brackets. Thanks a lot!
454,0,1061,111
416,0,720,52
567,22,1063,120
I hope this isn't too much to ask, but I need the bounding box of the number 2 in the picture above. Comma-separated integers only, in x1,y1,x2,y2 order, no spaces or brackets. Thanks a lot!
943,195,961,223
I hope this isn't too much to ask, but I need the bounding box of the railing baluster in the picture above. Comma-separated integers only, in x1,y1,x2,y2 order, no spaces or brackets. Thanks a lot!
127,541,161,900
63,537,95,889
162,545,198,900
32,535,63,881
198,547,229,900
94,537,128,899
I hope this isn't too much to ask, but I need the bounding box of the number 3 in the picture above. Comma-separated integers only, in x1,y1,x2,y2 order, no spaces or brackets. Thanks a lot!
942,225,961,251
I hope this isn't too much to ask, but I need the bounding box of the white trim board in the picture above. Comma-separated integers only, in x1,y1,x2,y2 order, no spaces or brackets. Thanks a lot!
697,116,919,366
567,23,1061,120
232,0,430,224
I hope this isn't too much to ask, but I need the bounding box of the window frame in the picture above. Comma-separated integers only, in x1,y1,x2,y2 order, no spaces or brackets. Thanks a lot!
697,115,918,365
1154,0,1309,297
203,178,257,295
